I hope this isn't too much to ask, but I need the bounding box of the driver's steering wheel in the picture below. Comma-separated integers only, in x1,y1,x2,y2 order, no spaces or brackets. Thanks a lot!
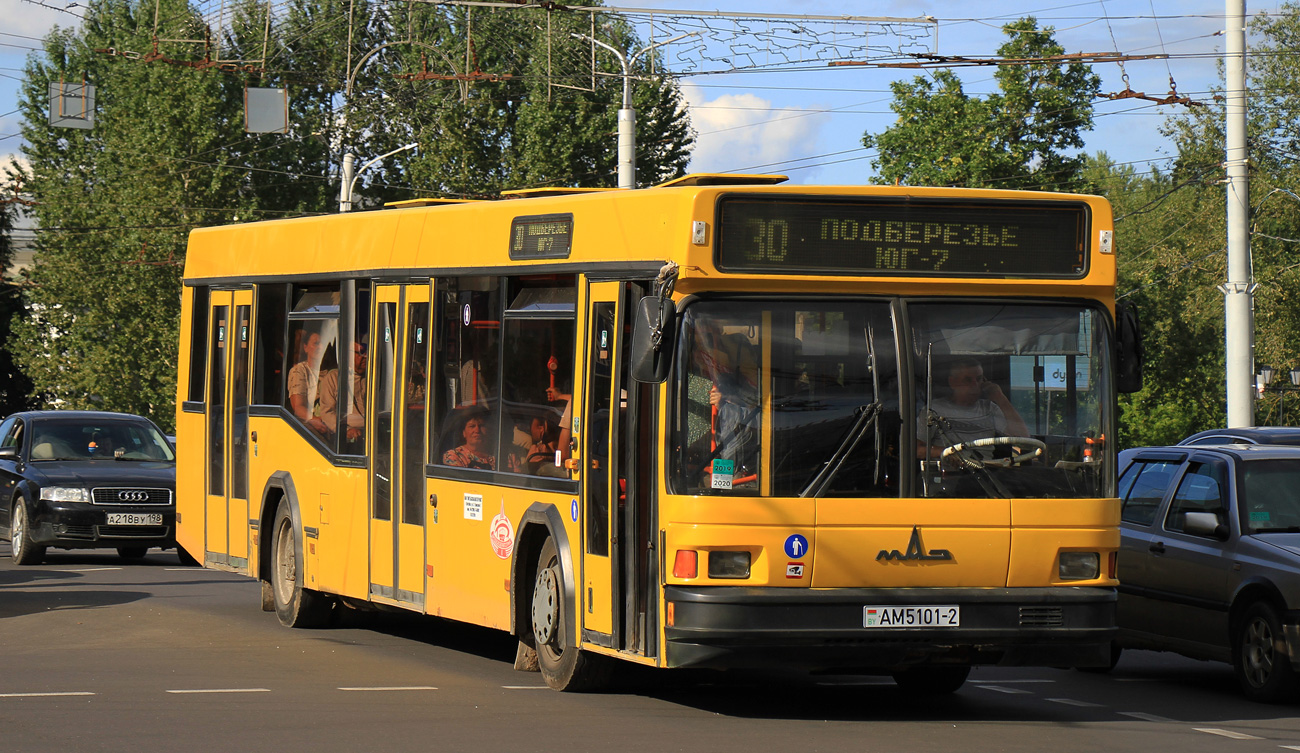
940,436,1047,470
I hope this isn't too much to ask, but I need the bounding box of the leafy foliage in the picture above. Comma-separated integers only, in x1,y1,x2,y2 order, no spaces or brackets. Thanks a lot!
864,17,1100,192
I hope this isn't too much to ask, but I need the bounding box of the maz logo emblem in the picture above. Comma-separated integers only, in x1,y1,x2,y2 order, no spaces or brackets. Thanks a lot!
876,526,952,562
117,490,149,502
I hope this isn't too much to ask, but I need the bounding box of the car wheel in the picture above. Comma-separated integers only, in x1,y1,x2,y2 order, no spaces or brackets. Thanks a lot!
532,537,610,691
10,497,46,566
117,546,148,560
1078,642,1122,673
891,666,971,695
270,498,331,628
1234,601,1299,703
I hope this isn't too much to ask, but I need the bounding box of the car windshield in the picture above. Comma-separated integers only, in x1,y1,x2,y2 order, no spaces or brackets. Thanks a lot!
669,299,1114,499
30,420,175,462
1241,459,1300,532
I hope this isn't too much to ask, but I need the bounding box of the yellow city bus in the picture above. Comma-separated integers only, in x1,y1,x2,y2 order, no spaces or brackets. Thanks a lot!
176,175,1139,691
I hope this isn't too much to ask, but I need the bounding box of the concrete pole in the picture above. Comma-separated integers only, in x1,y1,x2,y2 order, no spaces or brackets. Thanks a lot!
617,108,637,191
1223,0,1253,427
339,153,356,213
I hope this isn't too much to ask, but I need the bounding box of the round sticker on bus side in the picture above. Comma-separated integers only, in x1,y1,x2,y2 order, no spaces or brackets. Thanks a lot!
570,498,579,522
490,501,514,560
784,534,808,559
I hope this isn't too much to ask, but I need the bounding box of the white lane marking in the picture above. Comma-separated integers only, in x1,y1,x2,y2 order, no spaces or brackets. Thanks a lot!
968,679,1055,684
1195,729,1263,740
502,685,551,690
976,685,1032,694
1278,745,1300,750
1119,712,1176,723
0,697,94,702
337,686,437,692
61,567,122,572
1047,698,1104,707
166,688,271,694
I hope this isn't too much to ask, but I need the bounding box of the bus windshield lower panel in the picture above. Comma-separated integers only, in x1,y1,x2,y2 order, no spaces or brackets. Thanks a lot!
670,299,1114,499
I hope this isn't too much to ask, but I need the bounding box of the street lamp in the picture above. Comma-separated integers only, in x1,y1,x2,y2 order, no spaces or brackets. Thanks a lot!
572,31,698,190
1291,367,1300,388
339,142,419,212
1259,364,1276,388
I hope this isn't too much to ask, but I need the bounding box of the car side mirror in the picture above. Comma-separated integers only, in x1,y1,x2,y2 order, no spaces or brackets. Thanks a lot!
630,295,676,384
0,446,17,459
1184,511,1229,540
1115,300,1143,394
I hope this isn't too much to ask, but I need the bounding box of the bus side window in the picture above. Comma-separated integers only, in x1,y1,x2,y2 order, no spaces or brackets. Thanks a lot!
432,277,502,470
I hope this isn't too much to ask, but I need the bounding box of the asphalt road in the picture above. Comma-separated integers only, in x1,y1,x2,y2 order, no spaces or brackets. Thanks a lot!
2,546,1299,753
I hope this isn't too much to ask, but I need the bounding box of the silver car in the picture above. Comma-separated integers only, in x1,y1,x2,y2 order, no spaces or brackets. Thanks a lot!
1116,444,1300,702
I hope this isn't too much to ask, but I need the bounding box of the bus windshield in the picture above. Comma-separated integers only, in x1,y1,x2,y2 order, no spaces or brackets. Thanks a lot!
671,299,1113,499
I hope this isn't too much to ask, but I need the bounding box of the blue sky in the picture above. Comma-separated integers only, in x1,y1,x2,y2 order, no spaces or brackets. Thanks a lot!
0,0,1282,188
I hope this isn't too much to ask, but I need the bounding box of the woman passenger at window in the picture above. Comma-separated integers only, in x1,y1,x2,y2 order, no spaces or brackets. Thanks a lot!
288,328,324,423
443,410,495,470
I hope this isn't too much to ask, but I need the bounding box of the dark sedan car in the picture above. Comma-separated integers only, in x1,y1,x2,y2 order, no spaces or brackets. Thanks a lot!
1179,426,1300,446
0,410,176,565
1116,444,1300,702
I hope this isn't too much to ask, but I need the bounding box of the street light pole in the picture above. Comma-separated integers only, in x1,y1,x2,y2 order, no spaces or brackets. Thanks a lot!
339,142,419,212
573,32,697,190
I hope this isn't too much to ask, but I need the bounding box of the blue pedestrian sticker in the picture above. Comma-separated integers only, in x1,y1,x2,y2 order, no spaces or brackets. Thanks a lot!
784,534,808,559
571,499,579,522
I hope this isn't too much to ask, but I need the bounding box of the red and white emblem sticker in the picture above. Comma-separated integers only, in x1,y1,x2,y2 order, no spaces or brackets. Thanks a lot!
490,502,514,560
786,562,805,579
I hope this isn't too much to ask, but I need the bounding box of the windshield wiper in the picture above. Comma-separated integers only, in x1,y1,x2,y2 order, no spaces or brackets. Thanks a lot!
800,402,881,498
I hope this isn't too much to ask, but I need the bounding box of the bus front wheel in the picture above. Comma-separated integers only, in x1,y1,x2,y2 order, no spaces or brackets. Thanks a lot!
270,499,331,628
531,537,610,691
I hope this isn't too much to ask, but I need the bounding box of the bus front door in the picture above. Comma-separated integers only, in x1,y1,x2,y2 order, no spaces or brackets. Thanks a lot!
580,281,656,657
203,288,253,572
368,284,429,608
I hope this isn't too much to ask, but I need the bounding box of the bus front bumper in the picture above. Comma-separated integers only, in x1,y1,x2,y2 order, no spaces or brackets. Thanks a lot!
664,585,1116,671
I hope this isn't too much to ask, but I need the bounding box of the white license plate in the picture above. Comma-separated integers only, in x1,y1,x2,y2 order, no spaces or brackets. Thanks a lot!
863,605,960,628
106,513,162,526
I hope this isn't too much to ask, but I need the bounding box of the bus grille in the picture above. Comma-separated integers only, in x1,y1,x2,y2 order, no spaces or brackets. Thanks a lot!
92,488,173,506
1019,606,1064,627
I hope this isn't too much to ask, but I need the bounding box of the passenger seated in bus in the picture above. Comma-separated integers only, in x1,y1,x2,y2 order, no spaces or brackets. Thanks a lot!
288,328,325,423
442,409,495,470
317,338,368,443
684,322,759,485
918,356,1029,460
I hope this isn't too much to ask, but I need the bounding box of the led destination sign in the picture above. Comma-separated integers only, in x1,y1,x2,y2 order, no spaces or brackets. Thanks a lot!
716,197,1089,278
509,213,574,260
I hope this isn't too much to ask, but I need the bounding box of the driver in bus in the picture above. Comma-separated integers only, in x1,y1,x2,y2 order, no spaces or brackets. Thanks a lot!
918,356,1028,461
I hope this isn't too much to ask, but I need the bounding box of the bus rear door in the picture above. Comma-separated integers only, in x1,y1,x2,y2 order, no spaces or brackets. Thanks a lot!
203,288,253,571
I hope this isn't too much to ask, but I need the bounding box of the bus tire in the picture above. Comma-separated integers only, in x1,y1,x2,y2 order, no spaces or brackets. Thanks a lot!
531,537,610,691
270,498,331,628
10,496,46,566
1233,601,1299,703
891,665,970,695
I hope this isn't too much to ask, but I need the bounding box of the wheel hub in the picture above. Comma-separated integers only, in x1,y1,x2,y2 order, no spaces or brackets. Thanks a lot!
531,565,559,645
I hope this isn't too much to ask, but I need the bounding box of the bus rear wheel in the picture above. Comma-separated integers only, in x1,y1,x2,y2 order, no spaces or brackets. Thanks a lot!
270,499,331,628
531,537,610,691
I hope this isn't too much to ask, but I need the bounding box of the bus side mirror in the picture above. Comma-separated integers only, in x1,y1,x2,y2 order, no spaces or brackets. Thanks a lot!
630,296,676,384
1116,300,1143,394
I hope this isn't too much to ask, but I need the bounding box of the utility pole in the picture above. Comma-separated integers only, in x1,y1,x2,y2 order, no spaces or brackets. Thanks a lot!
339,143,418,212
573,32,696,190
1221,0,1253,427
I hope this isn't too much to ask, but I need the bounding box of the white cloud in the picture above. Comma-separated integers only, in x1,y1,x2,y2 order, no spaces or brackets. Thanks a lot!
0,0,67,38
680,82,832,183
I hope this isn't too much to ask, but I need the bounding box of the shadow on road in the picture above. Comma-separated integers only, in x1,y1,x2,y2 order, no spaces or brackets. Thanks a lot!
0,587,151,619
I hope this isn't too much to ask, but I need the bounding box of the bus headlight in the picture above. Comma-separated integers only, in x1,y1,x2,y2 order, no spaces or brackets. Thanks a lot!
1059,552,1100,581
41,486,90,503
708,551,751,579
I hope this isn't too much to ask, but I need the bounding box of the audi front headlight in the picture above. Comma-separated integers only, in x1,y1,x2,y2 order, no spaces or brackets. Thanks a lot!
41,486,90,503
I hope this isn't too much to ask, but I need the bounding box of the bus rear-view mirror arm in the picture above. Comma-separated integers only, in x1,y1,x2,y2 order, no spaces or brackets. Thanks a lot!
1116,300,1144,394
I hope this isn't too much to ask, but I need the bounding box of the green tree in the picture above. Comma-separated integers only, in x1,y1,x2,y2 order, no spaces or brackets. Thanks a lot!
14,0,249,428
864,17,1100,191
0,175,35,415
